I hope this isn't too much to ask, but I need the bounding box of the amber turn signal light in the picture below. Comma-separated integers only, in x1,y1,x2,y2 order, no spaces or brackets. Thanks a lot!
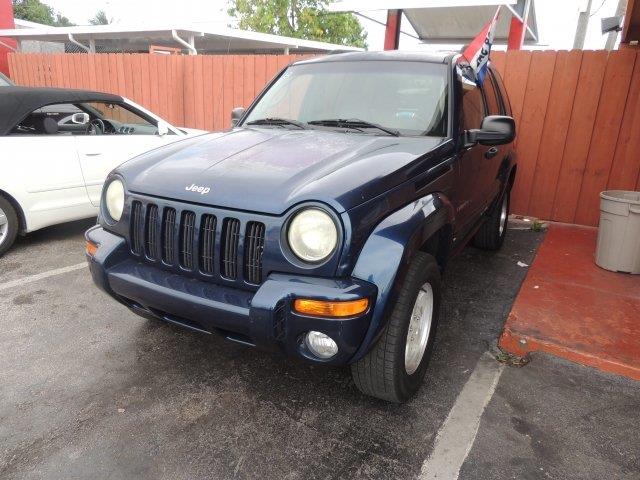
293,298,369,318
85,241,98,257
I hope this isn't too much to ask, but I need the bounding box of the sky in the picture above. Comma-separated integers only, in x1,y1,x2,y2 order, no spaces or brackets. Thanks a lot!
42,0,625,51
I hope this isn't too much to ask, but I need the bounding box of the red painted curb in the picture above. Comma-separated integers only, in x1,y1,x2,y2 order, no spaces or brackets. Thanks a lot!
500,223,640,381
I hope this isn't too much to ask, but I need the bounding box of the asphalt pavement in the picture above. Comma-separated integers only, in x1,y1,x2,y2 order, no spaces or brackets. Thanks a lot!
0,219,638,479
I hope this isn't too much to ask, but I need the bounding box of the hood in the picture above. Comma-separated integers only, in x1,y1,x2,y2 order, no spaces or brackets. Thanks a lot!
120,127,449,215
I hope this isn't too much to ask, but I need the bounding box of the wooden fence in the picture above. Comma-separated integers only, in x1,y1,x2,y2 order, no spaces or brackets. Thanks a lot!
8,50,640,226
491,49,640,226
8,53,310,133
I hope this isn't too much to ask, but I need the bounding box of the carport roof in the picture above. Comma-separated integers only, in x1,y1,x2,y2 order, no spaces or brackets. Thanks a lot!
0,24,364,53
328,0,538,44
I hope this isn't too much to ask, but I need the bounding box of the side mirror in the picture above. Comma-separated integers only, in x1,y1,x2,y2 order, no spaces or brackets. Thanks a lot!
231,107,245,127
466,115,516,146
71,112,90,125
157,120,169,137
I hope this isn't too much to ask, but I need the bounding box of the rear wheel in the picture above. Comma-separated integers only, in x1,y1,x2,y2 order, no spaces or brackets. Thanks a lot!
0,196,19,258
473,189,509,250
351,252,441,403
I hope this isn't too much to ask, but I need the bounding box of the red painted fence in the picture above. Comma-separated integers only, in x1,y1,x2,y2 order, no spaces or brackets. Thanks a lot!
8,53,310,133
8,50,640,226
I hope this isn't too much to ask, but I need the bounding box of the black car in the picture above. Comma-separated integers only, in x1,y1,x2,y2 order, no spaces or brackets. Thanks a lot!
86,51,516,403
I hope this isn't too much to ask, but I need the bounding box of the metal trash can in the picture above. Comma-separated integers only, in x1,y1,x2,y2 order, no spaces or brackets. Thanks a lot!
595,190,640,274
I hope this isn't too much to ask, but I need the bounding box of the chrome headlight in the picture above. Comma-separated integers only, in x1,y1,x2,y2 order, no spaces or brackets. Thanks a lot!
287,208,338,263
104,178,125,223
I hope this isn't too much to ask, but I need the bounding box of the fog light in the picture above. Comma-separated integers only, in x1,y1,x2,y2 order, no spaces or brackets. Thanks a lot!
305,331,338,359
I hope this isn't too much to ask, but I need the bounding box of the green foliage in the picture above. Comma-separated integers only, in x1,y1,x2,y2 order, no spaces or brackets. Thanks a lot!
12,0,54,25
228,0,367,49
89,10,112,26
12,0,75,26
55,13,74,27
531,220,546,232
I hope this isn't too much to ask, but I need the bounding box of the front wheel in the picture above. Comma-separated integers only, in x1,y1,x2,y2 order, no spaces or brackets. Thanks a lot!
473,189,510,250
351,252,441,403
0,196,19,258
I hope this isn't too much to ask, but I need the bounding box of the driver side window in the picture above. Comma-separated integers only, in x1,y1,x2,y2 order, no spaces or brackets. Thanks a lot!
81,102,161,135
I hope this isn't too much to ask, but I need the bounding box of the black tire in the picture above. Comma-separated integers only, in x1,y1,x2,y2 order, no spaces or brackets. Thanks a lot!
351,252,441,403
473,189,510,251
0,195,19,258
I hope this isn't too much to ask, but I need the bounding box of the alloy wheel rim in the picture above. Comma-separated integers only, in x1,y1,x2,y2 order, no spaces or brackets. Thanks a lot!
405,283,434,375
0,206,8,245
498,195,508,236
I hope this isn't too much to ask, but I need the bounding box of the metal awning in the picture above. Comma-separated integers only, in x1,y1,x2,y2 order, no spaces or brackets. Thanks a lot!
0,24,364,54
329,0,538,44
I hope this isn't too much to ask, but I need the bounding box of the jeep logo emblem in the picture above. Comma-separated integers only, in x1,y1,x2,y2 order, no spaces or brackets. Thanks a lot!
185,184,210,195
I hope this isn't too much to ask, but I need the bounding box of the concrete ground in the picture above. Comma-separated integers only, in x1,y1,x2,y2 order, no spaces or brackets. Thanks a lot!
0,220,638,480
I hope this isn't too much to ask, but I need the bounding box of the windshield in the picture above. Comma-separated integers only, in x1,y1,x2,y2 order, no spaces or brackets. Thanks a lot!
243,60,448,137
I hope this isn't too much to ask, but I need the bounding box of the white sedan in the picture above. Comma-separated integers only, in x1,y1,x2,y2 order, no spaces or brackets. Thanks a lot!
0,86,206,256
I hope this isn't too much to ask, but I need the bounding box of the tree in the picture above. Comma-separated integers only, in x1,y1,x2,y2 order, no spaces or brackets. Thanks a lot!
55,13,74,27
89,10,112,25
228,0,367,49
12,0,75,26
12,0,55,25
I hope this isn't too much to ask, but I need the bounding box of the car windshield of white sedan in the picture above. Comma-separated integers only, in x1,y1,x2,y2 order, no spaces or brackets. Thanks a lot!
243,60,448,137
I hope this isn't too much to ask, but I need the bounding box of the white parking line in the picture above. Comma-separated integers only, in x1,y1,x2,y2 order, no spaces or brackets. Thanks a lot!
0,263,86,292
419,352,504,480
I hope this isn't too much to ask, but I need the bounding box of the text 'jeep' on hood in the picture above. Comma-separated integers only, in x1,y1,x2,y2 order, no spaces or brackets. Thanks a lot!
86,51,517,403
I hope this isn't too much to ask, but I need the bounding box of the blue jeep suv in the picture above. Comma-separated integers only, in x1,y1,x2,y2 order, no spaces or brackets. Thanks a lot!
86,51,516,402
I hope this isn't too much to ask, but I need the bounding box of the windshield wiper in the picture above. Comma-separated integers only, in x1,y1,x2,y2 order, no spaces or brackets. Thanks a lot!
245,117,308,130
307,118,400,137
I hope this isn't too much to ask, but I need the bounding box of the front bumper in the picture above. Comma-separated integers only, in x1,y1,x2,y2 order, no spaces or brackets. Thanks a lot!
86,226,377,365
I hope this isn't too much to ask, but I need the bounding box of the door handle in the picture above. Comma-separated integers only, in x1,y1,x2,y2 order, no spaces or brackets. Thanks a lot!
484,147,498,159
84,152,102,156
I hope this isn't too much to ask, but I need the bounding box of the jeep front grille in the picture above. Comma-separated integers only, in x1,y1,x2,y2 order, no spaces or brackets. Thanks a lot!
129,201,266,286
145,204,159,260
130,201,144,255
221,218,240,280
179,211,196,270
162,208,177,264
199,214,217,275
244,221,266,284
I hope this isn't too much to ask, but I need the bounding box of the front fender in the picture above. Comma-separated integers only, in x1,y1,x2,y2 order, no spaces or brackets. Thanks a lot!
349,193,453,362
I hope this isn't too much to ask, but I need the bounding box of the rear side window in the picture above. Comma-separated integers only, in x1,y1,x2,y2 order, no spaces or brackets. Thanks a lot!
10,103,79,135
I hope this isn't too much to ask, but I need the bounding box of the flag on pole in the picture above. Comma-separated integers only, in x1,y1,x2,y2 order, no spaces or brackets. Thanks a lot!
460,7,501,86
